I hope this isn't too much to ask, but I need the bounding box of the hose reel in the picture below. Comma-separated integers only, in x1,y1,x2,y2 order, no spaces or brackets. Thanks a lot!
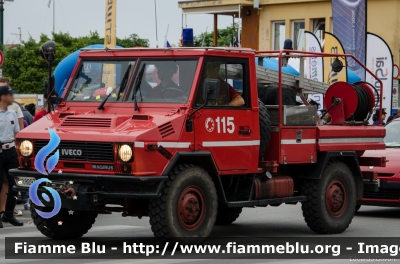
323,82,376,125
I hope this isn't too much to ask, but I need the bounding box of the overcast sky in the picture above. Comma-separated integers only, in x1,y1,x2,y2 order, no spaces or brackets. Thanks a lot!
3,0,232,47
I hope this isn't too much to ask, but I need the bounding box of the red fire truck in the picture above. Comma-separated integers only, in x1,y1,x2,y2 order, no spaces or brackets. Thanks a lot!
11,42,386,242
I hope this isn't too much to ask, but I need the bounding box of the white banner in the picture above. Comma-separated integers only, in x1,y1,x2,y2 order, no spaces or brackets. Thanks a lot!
305,31,324,111
366,33,393,120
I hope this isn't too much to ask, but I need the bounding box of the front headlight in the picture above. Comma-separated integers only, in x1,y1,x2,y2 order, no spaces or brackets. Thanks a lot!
20,140,33,157
118,144,132,162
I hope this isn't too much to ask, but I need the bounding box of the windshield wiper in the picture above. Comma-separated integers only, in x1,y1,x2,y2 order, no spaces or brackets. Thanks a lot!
97,64,132,110
132,63,146,111
116,64,132,101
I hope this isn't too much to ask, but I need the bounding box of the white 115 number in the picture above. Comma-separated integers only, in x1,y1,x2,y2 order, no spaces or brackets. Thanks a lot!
216,117,235,134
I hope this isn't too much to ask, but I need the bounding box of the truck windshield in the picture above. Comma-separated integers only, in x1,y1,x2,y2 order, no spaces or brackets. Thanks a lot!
129,59,198,104
65,60,135,102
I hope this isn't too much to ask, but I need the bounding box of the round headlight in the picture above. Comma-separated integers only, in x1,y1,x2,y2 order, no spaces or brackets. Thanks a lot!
118,144,132,162
20,140,33,157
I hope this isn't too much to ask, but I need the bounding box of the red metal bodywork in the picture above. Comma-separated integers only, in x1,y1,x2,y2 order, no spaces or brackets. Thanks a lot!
358,119,400,206
16,48,387,177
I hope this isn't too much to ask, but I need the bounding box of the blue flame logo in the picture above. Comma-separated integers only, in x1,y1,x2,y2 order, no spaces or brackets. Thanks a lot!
29,178,61,218
34,128,60,175
30,128,62,219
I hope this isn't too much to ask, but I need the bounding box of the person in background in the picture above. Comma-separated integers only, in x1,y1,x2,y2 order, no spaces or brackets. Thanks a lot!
19,103,33,125
0,78,24,130
33,91,58,122
386,115,395,125
0,86,24,227
25,103,36,117
394,108,400,119
372,109,387,126
16,103,32,211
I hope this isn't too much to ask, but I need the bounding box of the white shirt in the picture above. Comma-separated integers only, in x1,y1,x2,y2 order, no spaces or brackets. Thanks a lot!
0,108,20,143
8,102,23,119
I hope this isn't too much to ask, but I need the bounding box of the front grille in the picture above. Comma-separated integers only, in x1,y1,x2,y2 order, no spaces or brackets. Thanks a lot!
34,141,114,162
61,116,112,128
363,189,400,200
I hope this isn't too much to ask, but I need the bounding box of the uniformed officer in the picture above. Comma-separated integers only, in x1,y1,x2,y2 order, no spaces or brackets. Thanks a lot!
0,86,23,227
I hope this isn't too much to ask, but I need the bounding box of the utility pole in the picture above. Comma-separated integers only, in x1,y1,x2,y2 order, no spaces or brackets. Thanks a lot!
0,0,15,50
0,0,4,50
53,0,55,34
154,0,158,48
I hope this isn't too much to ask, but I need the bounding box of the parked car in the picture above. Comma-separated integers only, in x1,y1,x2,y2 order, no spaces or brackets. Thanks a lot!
358,118,400,210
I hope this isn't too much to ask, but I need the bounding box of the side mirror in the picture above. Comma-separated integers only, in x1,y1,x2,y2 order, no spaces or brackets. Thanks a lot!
203,78,220,102
39,41,56,64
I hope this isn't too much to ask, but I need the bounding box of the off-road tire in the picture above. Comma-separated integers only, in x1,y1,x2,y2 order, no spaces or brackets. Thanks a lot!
30,201,98,239
301,161,357,234
258,99,271,159
355,205,361,213
148,164,218,243
215,205,242,225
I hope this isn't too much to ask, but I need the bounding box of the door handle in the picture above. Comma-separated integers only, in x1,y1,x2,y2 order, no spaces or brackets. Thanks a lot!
239,130,251,135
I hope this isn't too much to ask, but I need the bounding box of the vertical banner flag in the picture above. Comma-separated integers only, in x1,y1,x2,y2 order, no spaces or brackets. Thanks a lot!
332,0,366,80
305,31,324,111
323,32,348,84
366,32,393,116
103,0,117,87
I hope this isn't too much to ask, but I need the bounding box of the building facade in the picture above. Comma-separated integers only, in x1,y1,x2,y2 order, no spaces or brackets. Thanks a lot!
179,0,399,62
179,0,400,111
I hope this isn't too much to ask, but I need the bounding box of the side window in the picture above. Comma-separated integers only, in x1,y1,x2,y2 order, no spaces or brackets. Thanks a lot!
195,60,247,107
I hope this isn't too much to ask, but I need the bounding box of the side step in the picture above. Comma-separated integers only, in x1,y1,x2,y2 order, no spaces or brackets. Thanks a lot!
226,196,307,208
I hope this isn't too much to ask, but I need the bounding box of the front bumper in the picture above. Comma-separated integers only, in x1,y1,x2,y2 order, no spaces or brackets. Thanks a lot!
10,169,167,211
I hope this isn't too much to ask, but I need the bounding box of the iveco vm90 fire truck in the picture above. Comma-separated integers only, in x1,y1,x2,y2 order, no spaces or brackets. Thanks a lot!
11,43,386,243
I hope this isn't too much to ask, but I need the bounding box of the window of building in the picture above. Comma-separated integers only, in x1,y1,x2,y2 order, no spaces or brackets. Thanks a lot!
273,21,286,50
195,58,248,108
312,18,326,44
292,20,305,50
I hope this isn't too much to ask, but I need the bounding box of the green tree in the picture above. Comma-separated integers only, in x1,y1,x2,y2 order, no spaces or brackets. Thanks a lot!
1,31,149,94
194,23,240,47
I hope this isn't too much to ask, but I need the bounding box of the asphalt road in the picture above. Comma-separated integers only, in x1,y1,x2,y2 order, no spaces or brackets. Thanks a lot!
1,203,399,264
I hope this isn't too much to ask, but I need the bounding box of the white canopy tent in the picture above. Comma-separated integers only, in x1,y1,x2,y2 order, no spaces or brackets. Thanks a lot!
179,2,242,47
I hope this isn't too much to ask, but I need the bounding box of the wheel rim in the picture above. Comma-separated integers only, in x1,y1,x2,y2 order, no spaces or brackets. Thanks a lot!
325,179,348,218
177,186,206,231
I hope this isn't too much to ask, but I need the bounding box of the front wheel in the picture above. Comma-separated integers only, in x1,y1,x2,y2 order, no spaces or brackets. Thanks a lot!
30,201,98,239
148,164,218,243
301,161,357,234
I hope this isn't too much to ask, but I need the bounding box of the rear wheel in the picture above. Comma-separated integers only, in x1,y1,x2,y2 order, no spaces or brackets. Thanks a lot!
301,161,357,234
215,205,242,225
148,164,218,243
30,201,98,239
